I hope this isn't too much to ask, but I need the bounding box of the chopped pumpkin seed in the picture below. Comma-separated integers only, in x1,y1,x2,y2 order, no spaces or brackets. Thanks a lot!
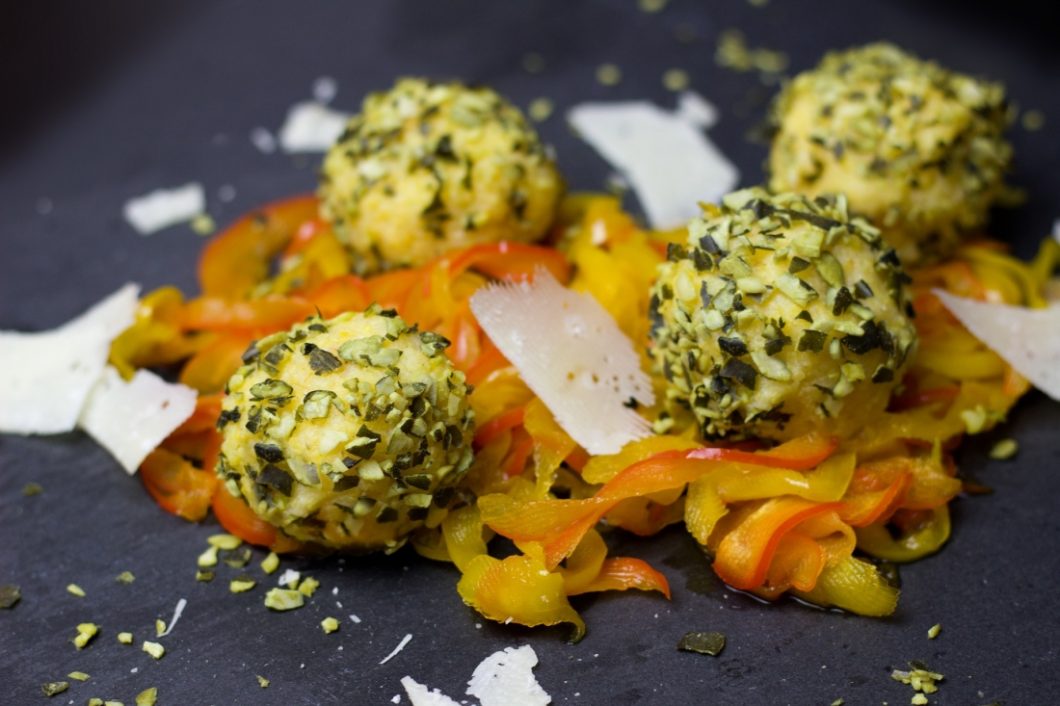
927,623,941,639
208,533,243,550
989,438,1018,460
260,552,280,575
67,671,90,681
74,623,99,649
135,687,158,706
142,641,166,660
230,577,257,594
118,632,134,645
41,681,69,697
321,617,340,634
264,588,305,611
256,675,270,688
115,571,135,584
66,583,86,598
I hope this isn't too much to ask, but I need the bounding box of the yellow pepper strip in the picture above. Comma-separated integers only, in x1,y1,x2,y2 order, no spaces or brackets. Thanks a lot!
457,551,586,641
856,505,951,563
582,436,700,485
913,346,1006,380
604,490,685,536
962,244,1047,307
109,286,200,378
523,399,577,497
792,555,899,617
469,369,535,427
1030,238,1060,288
559,529,608,594
442,505,489,573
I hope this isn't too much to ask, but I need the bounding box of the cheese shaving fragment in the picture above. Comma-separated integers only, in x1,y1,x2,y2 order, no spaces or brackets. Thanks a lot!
466,645,551,706
0,284,139,435
400,676,462,706
123,183,206,235
79,366,197,474
279,101,350,153
934,289,1060,401
567,95,738,228
470,270,653,455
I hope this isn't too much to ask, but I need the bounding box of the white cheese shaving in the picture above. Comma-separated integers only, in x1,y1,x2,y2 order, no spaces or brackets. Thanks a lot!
0,284,139,435
400,677,462,706
466,645,551,706
79,366,197,473
158,598,187,637
935,289,1060,401
277,569,301,587
567,94,738,229
1053,218,1060,244
123,183,206,235
312,76,338,104
278,101,350,153
470,270,653,455
379,633,413,665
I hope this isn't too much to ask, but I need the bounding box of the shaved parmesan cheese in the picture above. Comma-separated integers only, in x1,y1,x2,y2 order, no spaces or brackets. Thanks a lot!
250,127,277,154
79,366,196,474
1053,219,1060,244
379,633,413,665
568,95,738,229
123,183,205,235
935,289,1060,401
470,270,653,455
279,101,350,153
0,284,139,434
466,645,550,706
158,598,187,637
400,677,462,706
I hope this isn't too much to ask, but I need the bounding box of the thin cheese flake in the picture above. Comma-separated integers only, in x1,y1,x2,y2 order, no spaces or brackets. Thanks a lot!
79,366,197,474
470,270,653,455
567,96,738,228
400,677,461,706
123,183,205,235
935,289,1060,401
466,645,551,706
279,101,351,153
0,284,139,434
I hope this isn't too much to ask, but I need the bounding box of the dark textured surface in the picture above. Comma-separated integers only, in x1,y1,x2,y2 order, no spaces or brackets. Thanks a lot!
2,1,1059,704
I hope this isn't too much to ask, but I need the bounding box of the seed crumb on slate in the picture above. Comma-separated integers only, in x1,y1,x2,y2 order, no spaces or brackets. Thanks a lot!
1021,109,1045,131
989,438,1018,460
638,0,668,12
67,583,86,598
142,641,166,660
41,681,69,697
261,552,280,574
74,623,99,649
529,98,554,122
321,616,340,634
596,63,623,86
663,68,690,91
521,52,545,74
115,571,135,584
0,584,20,609
22,482,43,496
257,675,270,688
135,687,158,706
68,671,90,681
677,631,726,656
927,623,941,639
118,632,134,645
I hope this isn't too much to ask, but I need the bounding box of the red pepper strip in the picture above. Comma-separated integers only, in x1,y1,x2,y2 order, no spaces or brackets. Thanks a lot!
686,433,838,470
502,427,535,477
464,339,510,386
178,296,315,334
140,448,218,522
170,393,223,436
567,558,672,598
713,497,839,591
840,472,910,528
199,194,319,298
303,275,372,318
564,447,590,472
445,242,572,284
211,487,302,553
474,405,526,449
178,333,254,394
480,433,834,568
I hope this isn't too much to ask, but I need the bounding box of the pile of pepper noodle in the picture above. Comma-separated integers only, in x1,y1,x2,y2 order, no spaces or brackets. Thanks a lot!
112,192,1059,637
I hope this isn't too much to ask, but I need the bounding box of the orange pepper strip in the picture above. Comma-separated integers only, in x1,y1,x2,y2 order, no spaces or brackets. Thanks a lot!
364,267,423,312
712,497,839,591
280,217,331,261
839,472,910,528
445,242,572,285
211,487,300,553
569,558,672,598
474,405,526,449
686,432,837,470
302,274,372,318
502,428,535,477
178,333,254,394
139,448,218,522
464,339,510,386
170,393,223,436
198,194,319,298
179,295,315,334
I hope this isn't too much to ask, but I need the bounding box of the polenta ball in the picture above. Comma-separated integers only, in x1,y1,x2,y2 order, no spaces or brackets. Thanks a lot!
649,188,917,441
768,43,1011,264
320,78,563,272
216,307,475,552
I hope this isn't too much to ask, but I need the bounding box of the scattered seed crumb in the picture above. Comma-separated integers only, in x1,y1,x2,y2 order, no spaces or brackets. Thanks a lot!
989,438,1018,460
748,0,769,6
521,52,545,74
830,700,844,706
41,681,69,697
662,68,690,91
135,687,158,706
230,577,257,594
261,552,280,575
673,23,698,43
715,28,788,76
257,675,270,689
190,213,216,236
321,617,340,634
638,0,668,12
118,632,134,645
677,631,726,656
88,699,104,706
74,623,99,649
264,587,305,611
208,533,242,550
22,482,43,496
892,664,944,697
142,641,165,660
528,98,554,123
66,583,86,598
0,584,21,609
596,63,623,86
67,671,90,682
298,576,320,597
1022,110,1045,131
197,546,218,568
115,571,135,584
927,623,941,640
154,619,166,637
104,701,124,706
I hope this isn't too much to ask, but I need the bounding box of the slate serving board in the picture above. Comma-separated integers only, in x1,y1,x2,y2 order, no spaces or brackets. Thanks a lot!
2,1,1059,704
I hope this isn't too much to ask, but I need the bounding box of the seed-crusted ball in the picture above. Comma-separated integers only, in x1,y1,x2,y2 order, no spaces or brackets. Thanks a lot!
216,307,475,552
320,78,563,273
768,43,1011,264
649,188,918,441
